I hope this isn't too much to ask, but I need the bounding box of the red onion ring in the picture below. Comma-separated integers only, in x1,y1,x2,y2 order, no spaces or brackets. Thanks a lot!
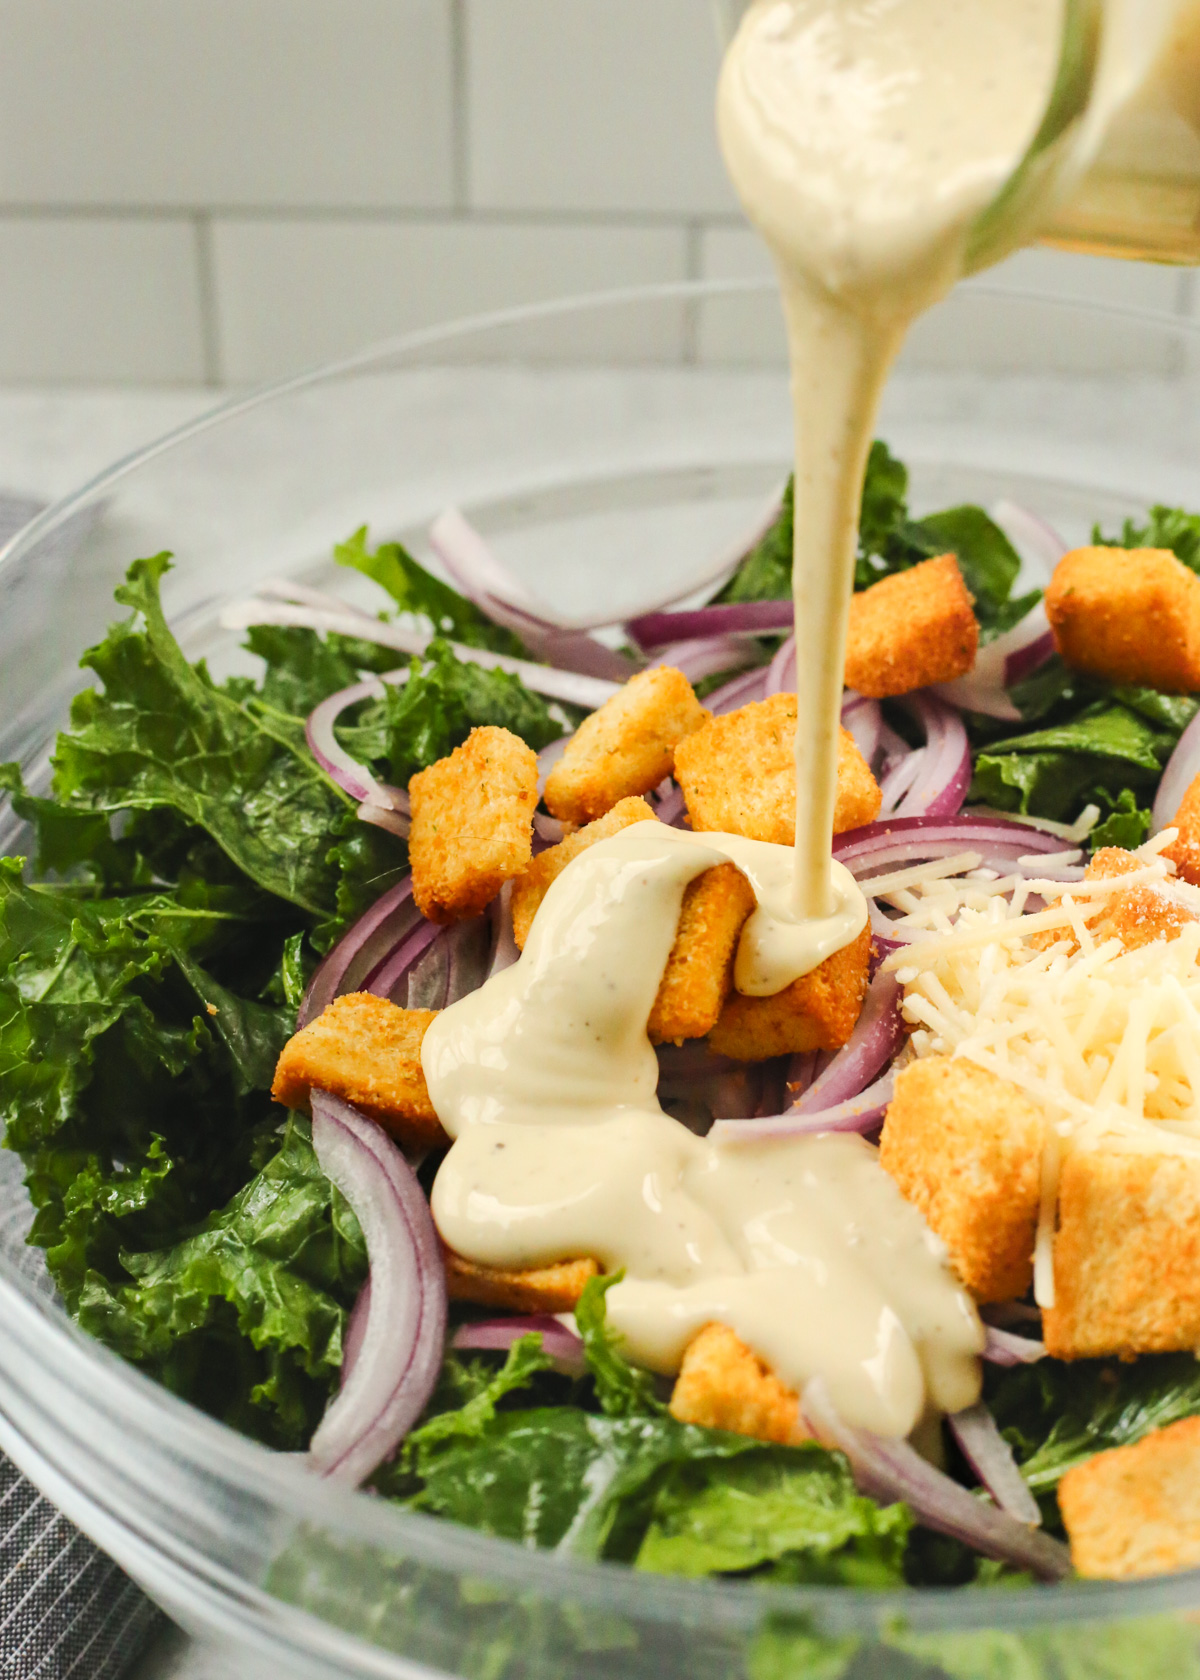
793,972,904,1114
989,500,1068,581
299,877,423,1028
363,919,441,1008
933,601,1054,721
1153,707,1200,834
653,782,687,827
704,665,770,715
834,815,1072,867
488,880,521,977
628,598,794,651
892,693,971,820
308,1091,446,1485
802,1377,1070,1580
307,676,405,807
983,1327,1047,1367
651,636,759,685
841,691,882,766
765,634,796,697
429,509,637,682
452,1315,585,1376
949,1402,1043,1526
710,1070,896,1144
341,1276,372,1383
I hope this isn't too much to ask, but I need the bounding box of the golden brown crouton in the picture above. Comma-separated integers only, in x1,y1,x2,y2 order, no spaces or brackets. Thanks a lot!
1083,846,1199,952
879,1057,1044,1303
1059,1416,1200,1579
444,1251,598,1313
673,695,881,844
707,922,871,1061
1161,773,1200,887
408,726,538,923
511,796,657,946
543,666,708,825
272,994,444,1153
844,554,978,698
647,864,757,1045
669,1322,808,1446
1045,545,1200,692
1044,1148,1200,1360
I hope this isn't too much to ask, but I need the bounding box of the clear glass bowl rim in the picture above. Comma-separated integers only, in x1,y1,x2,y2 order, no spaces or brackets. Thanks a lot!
2,277,1198,1644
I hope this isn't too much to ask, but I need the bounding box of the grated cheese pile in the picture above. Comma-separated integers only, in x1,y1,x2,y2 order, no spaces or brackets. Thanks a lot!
874,834,1200,1159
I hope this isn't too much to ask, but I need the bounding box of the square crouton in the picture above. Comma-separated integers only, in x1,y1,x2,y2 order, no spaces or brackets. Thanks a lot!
669,1321,807,1446
673,695,881,844
512,796,657,946
1083,846,1198,953
444,1251,598,1313
1045,546,1200,693
844,554,978,698
1059,1416,1200,1579
1162,773,1200,887
707,922,870,1061
1044,1147,1200,1360
879,1057,1044,1303
272,993,444,1153
648,863,757,1045
409,726,538,923
543,666,708,825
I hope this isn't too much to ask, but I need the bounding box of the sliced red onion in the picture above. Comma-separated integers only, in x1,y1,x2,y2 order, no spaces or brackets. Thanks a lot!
710,1071,896,1144
533,812,566,843
429,509,636,682
949,1402,1043,1526
357,798,411,840
989,500,1068,581
892,694,971,820
841,691,882,766
307,677,401,807
835,815,1071,868
765,634,796,697
299,877,422,1028
651,636,758,685
1153,708,1200,834
983,1327,1047,1367
259,575,385,625
794,972,904,1114
802,1378,1070,1580
488,880,521,977
444,916,493,1004
341,1276,372,1385
536,736,571,798
654,782,687,827
878,748,925,818
877,722,911,776
309,1091,446,1484
223,596,621,712
628,598,794,651
932,601,1054,723
452,1315,585,1376
364,919,441,1008
705,665,770,715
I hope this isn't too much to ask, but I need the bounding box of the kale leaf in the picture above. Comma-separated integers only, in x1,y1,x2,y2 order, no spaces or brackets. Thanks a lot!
76,1118,365,1447
52,556,353,916
1094,503,1200,575
575,1271,666,1418
716,479,795,605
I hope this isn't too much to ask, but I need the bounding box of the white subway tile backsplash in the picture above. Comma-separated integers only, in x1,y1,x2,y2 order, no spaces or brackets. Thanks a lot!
465,0,735,215
0,0,454,211
211,218,688,382
0,219,204,383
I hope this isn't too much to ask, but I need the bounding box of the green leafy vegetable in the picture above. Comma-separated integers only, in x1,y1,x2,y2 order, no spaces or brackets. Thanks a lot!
716,479,795,604
1089,789,1153,851
335,526,527,655
636,1447,910,1583
971,702,1180,821
575,1271,666,1418
1094,503,1200,575
77,1118,365,1446
52,556,353,916
988,1353,1200,1496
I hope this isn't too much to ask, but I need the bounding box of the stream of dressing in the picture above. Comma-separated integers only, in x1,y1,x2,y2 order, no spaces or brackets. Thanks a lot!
423,0,1072,1436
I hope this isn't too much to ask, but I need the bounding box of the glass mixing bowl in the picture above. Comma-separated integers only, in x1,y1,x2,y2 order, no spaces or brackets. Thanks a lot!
1,282,1199,1680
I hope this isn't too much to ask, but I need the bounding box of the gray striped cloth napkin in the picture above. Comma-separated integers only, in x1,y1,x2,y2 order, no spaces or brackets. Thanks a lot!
0,491,164,1678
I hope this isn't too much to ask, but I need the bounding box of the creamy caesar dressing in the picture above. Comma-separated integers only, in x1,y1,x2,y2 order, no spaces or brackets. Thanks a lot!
718,0,1064,920
425,826,982,1436
421,0,1089,1436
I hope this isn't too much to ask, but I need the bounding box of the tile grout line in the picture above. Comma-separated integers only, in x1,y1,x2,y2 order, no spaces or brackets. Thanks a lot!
0,201,749,231
192,212,222,387
450,0,470,214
